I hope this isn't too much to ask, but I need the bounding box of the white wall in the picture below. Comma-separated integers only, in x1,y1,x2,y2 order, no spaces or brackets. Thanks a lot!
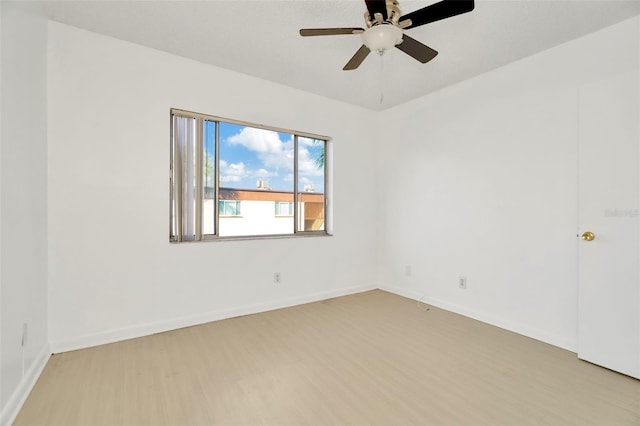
47,22,379,352
216,200,296,237
0,2,50,424
379,17,640,351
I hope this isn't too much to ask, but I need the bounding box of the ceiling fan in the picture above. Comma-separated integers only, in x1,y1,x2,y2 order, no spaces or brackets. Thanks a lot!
299,0,474,70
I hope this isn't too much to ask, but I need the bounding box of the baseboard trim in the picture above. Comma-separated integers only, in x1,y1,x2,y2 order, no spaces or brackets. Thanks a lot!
0,344,51,426
379,284,577,352
50,283,378,354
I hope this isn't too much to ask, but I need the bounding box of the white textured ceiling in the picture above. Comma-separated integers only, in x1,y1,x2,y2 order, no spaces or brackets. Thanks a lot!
44,0,640,111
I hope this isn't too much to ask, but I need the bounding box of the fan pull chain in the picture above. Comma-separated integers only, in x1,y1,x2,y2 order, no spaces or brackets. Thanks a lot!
379,53,385,105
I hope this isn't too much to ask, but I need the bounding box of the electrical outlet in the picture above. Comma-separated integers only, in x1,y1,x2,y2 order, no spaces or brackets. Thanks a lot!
274,272,281,284
21,323,28,347
459,276,467,289
405,265,412,277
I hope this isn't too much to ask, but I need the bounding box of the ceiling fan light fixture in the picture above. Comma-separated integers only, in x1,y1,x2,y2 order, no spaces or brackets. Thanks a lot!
361,24,403,53
299,0,475,70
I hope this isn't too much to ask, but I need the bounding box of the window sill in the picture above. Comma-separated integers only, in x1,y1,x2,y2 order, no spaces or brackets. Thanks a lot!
171,232,332,243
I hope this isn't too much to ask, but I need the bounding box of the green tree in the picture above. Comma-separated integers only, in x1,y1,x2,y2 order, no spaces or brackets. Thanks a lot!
314,140,325,169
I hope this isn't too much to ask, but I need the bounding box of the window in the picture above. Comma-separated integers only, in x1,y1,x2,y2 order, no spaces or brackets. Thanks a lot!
170,109,331,241
275,202,294,217
219,200,241,217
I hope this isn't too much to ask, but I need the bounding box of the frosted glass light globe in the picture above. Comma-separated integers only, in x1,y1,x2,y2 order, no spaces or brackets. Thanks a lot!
361,24,403,52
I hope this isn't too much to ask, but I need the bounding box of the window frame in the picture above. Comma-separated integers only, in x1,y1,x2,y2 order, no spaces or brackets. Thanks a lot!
170,108,332,242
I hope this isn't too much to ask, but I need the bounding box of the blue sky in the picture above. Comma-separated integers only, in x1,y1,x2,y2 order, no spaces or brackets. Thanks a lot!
204,121,325,193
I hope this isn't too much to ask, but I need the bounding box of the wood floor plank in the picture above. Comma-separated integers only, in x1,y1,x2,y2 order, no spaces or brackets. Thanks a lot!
14,290,640,425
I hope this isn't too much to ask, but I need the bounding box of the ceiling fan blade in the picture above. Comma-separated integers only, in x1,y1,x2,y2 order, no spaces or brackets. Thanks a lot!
343,45,371,70
396,34,438,63
300,28,365,37
400,0,474,30
364,0,388,20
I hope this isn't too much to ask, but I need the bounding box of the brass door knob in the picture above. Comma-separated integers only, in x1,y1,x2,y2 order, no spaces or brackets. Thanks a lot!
581,231,595,241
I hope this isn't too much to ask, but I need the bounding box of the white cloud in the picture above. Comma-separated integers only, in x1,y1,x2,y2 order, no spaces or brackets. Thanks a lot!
220,175,242,183
227,127,294,171
297,146,324,177
254,168,277,178
219,160,248,183
228,127,283,153
298,137,319,147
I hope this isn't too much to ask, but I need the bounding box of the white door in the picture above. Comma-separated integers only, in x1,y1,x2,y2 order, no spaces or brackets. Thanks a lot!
577,70,640,379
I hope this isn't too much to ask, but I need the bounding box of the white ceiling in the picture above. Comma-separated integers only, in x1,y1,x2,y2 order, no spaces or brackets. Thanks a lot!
43,0,640,111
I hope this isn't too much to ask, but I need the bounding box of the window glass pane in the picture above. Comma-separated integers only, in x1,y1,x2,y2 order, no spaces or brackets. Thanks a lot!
202,120,216,235
219,123,294,236
298,138,325,231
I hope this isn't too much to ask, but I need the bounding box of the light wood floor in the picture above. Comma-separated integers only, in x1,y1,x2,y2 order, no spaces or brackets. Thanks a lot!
15,290,640,425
